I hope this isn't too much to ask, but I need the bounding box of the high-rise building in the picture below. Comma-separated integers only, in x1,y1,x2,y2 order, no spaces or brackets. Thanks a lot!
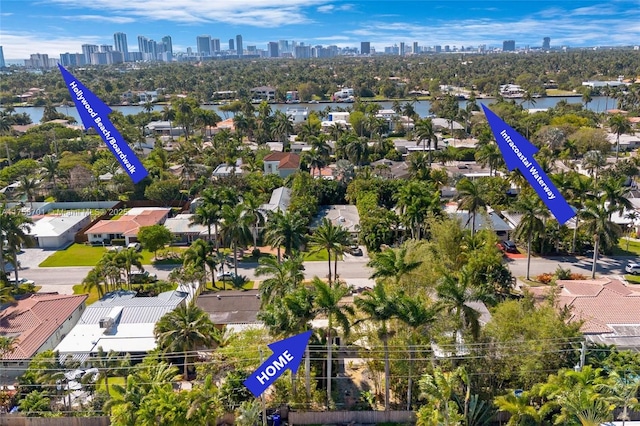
0,46,5,68
211,38,220,53
399,42,405,56
113,32,129,60
197,35,211,57
162,36,173,57
503,40,516,51
278,40,289,54
543,37,551,50
60,52,85,67
25,53,50,68
236,34,243,56
268,42,279,58
81,44,99,64
444,45,450,52
434,45,442,53
413,41,419,54
100,45,113,52
228,38,235,51
360,41,371,55
294,45,311,59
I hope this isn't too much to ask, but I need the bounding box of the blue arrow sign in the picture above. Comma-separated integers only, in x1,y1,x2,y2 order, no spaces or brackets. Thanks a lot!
58,64,148,184
481,104,576,225
244,330,312,397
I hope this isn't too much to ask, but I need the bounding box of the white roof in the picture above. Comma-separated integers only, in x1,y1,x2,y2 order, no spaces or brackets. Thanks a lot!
28,212,90,238
164,214,208,235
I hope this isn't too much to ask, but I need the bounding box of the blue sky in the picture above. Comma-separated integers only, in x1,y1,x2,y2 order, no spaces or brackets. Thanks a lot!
1,0,640,59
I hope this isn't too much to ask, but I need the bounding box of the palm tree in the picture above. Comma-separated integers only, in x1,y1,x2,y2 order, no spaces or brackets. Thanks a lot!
609,114,632,162
263,210,307,262
569,174,595,253
367,245,422,285
414,118,438,164
583,150,606,186
116,247,144,288
418,367,466,426
436,268,490,341
2,207,33,282
456,178,486,235
494,391,541,426
475,143,503,176
187,375,224,425
18,175,39,208
272,110,294,151
242,193,265,251
255,254,305,305
511,192,546,280
311,278,354,408
580,201,621,279
93,347,130,396
154,303,219,379
355,283,400,411
345,136,368,166
183,239,219,289
220,204,252,276
40,155,60,190
598,176,632,221
308,218,351,284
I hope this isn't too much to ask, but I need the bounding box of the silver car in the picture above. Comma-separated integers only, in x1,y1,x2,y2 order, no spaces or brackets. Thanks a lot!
626,262,640,275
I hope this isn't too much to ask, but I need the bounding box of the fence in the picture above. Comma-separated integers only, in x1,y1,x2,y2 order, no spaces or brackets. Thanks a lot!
288,410,416,425
0,416,109,426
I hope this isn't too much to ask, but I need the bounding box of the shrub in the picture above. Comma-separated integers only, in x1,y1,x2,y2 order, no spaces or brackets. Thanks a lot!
570,273,588,280
111,238,125,246
555,265,572,280
536,273,554,284
251,248,261,258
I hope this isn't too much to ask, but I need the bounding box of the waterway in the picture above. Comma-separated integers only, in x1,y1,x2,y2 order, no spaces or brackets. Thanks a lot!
6,96,613,125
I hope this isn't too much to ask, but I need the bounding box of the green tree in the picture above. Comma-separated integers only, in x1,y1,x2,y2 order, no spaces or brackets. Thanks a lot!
183,239,219,288
220,204,252,276
511,191,546,280
580,201,620,278
494,391,541,426
367,244,422,285
308,218,351,284
256,254,305,306
263,210,307,262
609,114,632,162
93,347,131,397
154,303,219,379
456,178,486,235
116,247,144,287
417,367,466,426
1,206,33,282
414,118,438,164
137,224,173,259
144,178,182,206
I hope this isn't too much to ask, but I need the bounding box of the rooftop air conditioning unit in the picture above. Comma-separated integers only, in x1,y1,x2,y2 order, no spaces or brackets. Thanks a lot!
99,318,114,329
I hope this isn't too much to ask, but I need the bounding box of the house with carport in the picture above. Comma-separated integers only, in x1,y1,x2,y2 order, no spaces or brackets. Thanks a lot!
27,211,91,249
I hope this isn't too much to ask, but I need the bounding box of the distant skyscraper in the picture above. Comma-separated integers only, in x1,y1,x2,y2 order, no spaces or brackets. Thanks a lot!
162,36,173,57
413,41,419,54
229,38,235,51
444,45,450,52
0,46,5,68
434,45,442,53
211,38,220,53
543,37,551,50
82,44,99,64
113,32,129,60
197,35,211,57
268,42,279,58
294,45,311,59
236,34,243,56
503,40,516,51
100,45,113,52
399,42,405,56
360,41,371,55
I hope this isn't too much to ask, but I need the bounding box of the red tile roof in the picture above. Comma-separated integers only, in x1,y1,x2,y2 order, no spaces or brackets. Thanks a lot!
85,209,169,237
530,279,640,333
263,152,300,170
0,293,87,360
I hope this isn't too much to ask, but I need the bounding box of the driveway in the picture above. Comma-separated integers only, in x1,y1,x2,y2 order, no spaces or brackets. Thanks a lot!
15,248,55,270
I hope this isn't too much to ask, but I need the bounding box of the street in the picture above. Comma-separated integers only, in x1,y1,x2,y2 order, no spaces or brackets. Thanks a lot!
14,248,634,295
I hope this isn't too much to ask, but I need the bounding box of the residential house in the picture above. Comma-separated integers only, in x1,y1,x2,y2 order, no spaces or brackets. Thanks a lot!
263,152,301,178
528,278,640,350
55,289,190,361
250,86,276,101
311,205,360,238
27,212,91,249
444,204,514,239
286,108,308,124
145,120,184,138
431,118,465,132
212,159,244,178
607,132,640,152
259,187,292,214
370,159,410,179
84,207,170,245
164,213,209,244
1,293,88,382
196,290,262,333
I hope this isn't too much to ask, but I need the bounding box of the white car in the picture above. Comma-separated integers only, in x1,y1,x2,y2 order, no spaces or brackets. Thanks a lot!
626,262,640,275
8,277,35,286
216,271,236,281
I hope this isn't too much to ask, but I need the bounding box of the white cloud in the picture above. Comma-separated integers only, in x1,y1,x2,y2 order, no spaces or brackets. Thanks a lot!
1,31,102,59
62,15,136,24
317,5,334,13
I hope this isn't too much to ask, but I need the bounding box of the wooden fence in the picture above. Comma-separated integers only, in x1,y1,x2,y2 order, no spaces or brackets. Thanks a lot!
0,416,109,426
288,410,416,425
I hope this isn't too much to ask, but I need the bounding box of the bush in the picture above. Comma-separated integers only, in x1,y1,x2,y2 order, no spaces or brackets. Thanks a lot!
251,248,261,258
555,265,572,280
536,273,554,284
570,273,588,280
111,238,126,246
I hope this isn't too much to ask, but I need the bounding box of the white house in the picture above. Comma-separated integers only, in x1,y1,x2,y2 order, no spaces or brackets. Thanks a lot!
311,205,361,238
263,152,301,178
286,107,308,124
28,211,91,249
55,289,190,361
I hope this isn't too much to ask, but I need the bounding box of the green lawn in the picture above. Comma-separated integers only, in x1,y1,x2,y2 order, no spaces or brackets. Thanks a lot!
303,249,331,261
97,376,126,397
546,89,579,96
39,244,184,267
613,239,640,256
39,244,107,267
625,275,640,285
72,284,101,305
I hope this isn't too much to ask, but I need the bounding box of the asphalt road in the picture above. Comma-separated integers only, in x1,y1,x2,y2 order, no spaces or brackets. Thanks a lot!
16,251,634,295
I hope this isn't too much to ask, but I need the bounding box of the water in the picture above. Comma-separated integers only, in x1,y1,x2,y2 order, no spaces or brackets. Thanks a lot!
5,96,611,125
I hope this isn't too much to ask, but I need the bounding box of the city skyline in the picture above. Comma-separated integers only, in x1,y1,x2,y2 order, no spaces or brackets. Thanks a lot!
1,0,640,60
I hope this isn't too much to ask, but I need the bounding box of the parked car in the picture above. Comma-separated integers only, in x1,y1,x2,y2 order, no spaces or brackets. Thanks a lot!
127,242,142,251
130,271,157,284
626,261,640,275
216,271,236,281
8,277,35,286
500,240,518,253
349,245,363,256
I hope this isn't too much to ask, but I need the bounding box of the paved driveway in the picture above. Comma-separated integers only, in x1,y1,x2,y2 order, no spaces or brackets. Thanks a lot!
16,248,55,270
